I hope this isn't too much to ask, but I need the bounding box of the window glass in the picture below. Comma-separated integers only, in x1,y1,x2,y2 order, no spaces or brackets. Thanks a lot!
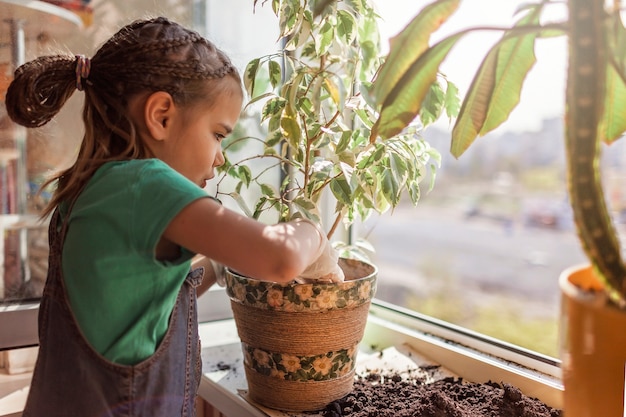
0,0,588,361
361,0,579,358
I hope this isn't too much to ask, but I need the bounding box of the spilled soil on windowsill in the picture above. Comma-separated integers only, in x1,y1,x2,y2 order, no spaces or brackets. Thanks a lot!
318,371,563,417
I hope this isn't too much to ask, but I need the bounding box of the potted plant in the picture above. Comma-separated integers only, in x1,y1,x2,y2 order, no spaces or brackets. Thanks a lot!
368,0,626,415
214,0,458,412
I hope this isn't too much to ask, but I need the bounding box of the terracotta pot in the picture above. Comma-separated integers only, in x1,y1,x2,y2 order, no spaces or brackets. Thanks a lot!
559,264,626,417
224,257,377,412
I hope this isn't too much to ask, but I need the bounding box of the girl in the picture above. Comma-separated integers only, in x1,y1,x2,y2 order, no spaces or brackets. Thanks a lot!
5,17,343,416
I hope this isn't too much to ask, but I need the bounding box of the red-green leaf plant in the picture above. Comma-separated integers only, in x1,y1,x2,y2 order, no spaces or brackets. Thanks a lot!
215,0,459,257
370,0,626,305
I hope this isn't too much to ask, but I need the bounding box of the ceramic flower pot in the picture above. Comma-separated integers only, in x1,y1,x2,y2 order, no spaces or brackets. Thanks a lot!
559,264,626,417
224,257,377,412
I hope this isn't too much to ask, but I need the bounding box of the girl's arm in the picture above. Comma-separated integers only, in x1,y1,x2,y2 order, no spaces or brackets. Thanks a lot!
190,255,218,297
164,197,324,283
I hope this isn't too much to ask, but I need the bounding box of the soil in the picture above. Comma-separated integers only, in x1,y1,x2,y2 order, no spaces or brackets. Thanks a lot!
318,371,563,417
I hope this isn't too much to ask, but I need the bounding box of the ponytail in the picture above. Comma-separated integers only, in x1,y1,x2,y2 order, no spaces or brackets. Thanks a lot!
5,55,79,128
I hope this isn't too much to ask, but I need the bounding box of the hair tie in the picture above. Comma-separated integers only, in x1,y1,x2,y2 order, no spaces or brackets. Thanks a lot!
75,55,91,91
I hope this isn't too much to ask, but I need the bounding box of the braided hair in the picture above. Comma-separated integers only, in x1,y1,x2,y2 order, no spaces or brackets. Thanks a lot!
5,17,242,217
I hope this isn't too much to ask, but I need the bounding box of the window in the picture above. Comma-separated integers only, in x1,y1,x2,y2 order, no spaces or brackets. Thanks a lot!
0,0,578,362
358,0,575,358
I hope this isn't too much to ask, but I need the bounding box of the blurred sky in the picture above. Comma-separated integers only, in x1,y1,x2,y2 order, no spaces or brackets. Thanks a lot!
374,0,568,134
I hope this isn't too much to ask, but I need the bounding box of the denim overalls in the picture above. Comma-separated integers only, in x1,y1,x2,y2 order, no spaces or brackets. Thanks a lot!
23,209,203,417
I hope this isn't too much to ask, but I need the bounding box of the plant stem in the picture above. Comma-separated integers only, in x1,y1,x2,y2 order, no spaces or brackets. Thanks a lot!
566,0,626,304
327,211,342,240
303,113,311,193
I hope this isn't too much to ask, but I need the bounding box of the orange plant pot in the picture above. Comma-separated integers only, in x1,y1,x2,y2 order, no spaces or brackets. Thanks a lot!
559,264,626,417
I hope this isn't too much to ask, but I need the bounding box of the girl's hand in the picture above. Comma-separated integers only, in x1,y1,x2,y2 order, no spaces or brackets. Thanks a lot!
292,218,345,283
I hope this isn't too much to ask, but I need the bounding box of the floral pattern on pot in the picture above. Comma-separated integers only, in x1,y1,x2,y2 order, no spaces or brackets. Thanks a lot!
242,342,358,382
225,273,377,313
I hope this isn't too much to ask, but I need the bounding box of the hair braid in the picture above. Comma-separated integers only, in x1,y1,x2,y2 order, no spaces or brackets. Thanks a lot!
5,16,242,218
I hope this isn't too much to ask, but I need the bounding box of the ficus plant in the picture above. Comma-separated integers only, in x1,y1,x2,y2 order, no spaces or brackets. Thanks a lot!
215,0,459,256
369,0,626,305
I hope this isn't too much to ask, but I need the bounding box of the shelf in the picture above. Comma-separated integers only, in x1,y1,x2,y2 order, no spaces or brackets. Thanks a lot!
0,0,83,43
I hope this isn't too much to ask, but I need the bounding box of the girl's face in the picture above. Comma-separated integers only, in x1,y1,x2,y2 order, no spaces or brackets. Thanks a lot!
161,89,242,188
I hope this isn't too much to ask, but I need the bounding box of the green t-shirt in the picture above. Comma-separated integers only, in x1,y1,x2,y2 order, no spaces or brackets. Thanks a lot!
61,159,209,365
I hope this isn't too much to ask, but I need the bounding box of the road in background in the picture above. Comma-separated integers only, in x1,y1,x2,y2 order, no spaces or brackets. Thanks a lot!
362,203,589,319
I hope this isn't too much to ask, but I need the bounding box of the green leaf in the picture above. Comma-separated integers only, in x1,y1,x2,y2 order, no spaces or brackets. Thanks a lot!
353,107,374,129
268,60,282,89
237,165,252,186
245,92,274,109
244,58,260,97
260,183,277,198
420,82,445,126
340,161,355,188
371,0,460,102
337,150,356,167
408,181,421,205
227,165,238,178
330,177,352,205
252,196,269,220
293,196,316,211
293,197,321,222
336,130,352,153
450,46,498,157
607,8,626,77
266,130,283,147
451,11,541,157
283,72,304,114
357,145,385,169
604,12,626,143
390,152,408,183
228,192,253,218
360,39,379,75
480,12,540,134
372,33,464,141
262,97,286,122
317,20,334,55
443,80,461,118
345,0,364,16
279,1,302,39
263,147,278,156
337,10,356,45
601,61,626,143
302,42,317,57
323,78,341,106
381,168,400,206
268,112,281,133
280,106,301,148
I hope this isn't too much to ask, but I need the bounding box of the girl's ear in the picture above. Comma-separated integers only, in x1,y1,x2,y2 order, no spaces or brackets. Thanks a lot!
144,91,176,141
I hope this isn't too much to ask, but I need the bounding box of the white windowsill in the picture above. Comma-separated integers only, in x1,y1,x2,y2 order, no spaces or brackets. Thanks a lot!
0,300,564,417
0,370,30,417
